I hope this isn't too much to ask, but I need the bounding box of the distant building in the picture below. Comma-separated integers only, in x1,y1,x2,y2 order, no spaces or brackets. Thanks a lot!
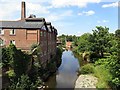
0,2,57,64
66,41,72,48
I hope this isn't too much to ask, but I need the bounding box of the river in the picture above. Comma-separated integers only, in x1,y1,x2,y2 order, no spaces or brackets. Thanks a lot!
44,50,81,89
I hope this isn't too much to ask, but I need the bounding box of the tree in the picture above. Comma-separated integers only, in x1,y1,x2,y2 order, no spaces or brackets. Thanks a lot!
110,29,120,89
89,26,110,58
2,44,31,78
77,33,91,52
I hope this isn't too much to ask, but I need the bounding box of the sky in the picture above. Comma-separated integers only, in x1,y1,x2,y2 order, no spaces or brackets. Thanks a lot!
0,0,119,36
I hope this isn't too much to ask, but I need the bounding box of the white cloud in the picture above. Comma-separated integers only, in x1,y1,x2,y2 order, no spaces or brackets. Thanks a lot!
83,10,95,16
51,0,101,8
46,10,73,22
0,2,20,20
0,0,51,3
26,2,49,15
97,20,109,23
0,2,50,20
97,20,101,23
102,2,118,8
78,13,83,16
103,20,109,23
78,10,95,16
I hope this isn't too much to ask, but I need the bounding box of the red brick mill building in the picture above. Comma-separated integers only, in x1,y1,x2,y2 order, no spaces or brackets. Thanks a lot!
0,2,58,64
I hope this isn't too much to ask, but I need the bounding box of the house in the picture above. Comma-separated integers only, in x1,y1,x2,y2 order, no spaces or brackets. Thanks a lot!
0,2,58,64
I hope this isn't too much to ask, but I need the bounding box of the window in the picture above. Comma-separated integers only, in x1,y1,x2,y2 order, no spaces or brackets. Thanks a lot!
0,29,4,35
10,40,15,45
10,29,16,35
0,39,4,46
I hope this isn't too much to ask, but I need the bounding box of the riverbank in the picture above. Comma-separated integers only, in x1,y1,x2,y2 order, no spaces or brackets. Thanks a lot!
75,74,98,88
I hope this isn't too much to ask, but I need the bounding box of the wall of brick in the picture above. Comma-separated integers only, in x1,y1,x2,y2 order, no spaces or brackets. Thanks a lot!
0,29,38,50
0,28,57,64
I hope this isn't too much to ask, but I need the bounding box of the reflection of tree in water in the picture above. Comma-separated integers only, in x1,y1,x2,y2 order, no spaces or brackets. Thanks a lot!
44,73,57,89
73,52,88,67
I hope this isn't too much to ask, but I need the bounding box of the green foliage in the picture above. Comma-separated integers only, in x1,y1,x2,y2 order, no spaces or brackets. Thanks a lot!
94,65,112,88
2,44,31,78
109,29,120,89
31,43,38,51
9,74,41,90
72,27,119,89
76,33,91,52
30,43,41,56
80,64,94,74
89,26,111,58
58,34,78,46
2,46,14,68
6,69,15,78
9,45,31,78
94,58,110,68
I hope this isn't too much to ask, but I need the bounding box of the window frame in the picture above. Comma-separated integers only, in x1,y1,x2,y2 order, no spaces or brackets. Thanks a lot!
10,40,15,45
0,39,4,46
10,29,16,35
0,29,4,35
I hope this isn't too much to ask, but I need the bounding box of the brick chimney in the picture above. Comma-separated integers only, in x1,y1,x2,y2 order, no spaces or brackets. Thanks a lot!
21,1,26,20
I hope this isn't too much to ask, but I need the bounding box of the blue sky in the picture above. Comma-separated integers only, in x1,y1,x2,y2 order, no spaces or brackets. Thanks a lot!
0,0,118,36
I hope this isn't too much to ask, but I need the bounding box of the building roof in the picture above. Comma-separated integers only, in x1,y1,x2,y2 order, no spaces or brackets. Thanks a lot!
0,21,44,29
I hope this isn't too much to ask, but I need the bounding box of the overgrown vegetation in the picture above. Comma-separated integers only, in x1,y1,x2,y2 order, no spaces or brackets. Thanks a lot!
80,64,94,74
1,44,41,89
1,44,62,89
70,26,120,89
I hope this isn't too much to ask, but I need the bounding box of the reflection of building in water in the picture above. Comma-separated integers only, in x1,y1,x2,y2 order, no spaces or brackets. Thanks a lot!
66,41,72,49
56,38,62,46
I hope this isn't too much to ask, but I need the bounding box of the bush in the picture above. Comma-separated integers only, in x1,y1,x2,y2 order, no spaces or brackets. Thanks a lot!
80,64,94,74
94,65,112,88
9,74,41,90
95,58,109,68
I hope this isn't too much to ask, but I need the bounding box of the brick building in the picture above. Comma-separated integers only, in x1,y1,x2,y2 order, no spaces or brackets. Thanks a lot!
0,2,57,64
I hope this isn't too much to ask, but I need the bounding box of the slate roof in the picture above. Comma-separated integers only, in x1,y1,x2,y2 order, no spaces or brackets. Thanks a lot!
0,21,44,29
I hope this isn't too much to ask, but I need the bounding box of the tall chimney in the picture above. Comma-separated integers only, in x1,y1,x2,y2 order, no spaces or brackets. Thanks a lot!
21,1,26,19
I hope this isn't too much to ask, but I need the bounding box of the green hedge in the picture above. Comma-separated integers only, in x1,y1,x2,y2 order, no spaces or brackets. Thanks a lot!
80,64,94,74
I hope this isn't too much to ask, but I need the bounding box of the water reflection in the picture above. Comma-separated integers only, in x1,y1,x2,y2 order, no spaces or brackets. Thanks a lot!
45,50,80,89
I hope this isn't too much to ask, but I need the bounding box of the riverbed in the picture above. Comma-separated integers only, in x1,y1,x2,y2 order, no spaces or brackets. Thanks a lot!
44,50,81,89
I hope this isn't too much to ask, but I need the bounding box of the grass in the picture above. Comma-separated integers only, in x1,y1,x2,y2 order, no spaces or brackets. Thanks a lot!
94,65,112,89
80,63,112,89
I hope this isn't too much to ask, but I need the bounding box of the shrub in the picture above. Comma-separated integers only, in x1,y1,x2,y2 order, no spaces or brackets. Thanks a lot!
94,65,112,88
9,74,41,90
95,58,109,68
80,64,94,74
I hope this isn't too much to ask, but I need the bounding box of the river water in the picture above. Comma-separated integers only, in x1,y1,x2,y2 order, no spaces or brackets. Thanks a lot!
44,50,81,89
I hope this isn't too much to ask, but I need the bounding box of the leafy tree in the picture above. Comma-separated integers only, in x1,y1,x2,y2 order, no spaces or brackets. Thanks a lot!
2,44,31,78
110,29,120,89
89,26,111,58
75,33,91,52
